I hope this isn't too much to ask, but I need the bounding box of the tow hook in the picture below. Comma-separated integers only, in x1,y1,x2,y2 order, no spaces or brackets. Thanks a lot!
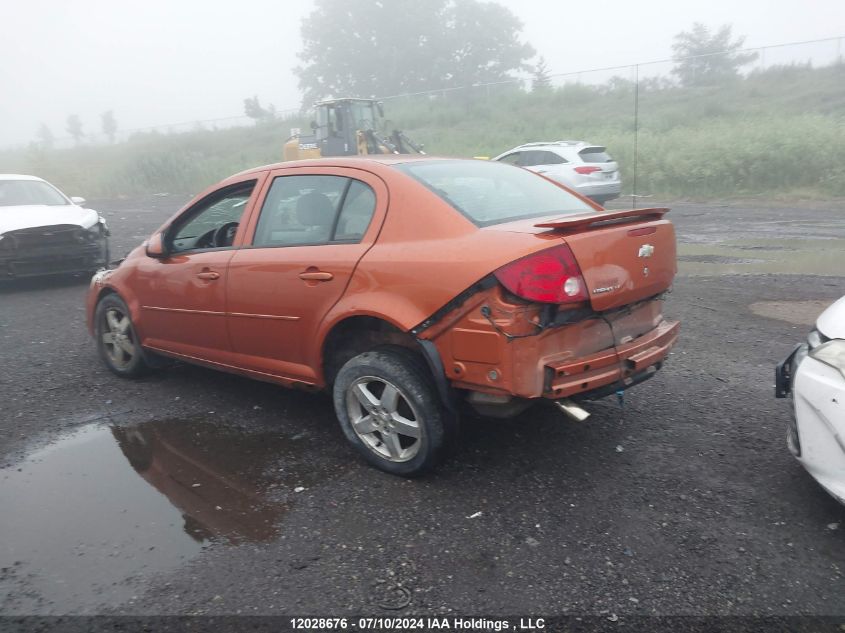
555,398,591,422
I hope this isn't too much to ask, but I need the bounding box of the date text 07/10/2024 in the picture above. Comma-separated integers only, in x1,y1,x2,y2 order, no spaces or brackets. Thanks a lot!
289,617,546,631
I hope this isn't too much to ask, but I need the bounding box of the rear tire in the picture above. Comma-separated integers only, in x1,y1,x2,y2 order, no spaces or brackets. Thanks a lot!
94,294,150,378
333,348,451,476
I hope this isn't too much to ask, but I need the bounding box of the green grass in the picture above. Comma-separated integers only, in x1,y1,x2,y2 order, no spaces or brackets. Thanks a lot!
2,63,844,199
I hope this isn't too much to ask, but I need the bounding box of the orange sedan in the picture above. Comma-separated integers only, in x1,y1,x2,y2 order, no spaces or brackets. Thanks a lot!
87,157,679,476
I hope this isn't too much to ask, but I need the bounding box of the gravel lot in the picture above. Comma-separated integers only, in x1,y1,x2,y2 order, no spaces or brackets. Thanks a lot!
1,195,844,617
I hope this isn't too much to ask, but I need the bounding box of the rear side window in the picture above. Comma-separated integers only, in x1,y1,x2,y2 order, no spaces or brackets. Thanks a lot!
578,147,613,163
334,180,376,241
539,151,567,165
518,151,546,167
253,175,376,247
395,160,594,227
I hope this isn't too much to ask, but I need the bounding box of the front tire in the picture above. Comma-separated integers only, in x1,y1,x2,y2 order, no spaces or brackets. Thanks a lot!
94,293,150,378
333,348,451,476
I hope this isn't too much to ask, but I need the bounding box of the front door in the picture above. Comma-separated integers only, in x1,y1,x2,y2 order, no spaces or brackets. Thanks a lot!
133,176,264,364
226,167,386,382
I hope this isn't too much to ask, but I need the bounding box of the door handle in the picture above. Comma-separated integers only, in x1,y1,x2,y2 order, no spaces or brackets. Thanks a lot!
298,271,333,281
197,271,220,280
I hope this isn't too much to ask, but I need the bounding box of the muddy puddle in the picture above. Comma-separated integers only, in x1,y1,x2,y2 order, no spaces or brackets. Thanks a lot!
0,418,331,614
749,300,835,326
677,237,845,276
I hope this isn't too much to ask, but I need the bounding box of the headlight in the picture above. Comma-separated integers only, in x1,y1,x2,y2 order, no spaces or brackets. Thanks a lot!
810,340,845,380
807,328,828,350
84,221,107,241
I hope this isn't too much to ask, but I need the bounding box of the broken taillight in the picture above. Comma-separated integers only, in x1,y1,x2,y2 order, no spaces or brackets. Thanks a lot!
494,244,588,304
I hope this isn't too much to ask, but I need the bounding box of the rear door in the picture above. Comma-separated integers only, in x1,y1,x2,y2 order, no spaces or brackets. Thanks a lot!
226,167,387,382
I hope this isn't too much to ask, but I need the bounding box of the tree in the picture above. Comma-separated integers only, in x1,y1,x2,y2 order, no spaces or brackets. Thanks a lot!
532,56,552,92
101,110,118,143
243,95,276,122
294,0,535,105
36,123,54,150
66,114,84,144
671,23,758,86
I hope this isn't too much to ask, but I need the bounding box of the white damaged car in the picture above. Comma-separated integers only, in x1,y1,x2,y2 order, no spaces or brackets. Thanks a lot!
776,296,845,503
0,174,109,278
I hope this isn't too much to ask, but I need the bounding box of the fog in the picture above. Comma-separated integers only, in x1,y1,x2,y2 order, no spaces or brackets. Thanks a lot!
1,0,842,148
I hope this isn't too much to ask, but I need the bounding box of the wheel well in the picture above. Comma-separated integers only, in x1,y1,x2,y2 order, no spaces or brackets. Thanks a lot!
96,286,117,303
322,316,422,386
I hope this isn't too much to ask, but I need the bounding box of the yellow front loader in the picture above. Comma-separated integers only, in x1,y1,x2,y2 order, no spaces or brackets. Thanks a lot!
283,98,425,161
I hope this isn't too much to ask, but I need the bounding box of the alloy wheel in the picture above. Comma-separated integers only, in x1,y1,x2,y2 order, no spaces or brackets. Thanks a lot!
101,307,136,369
345,376,423,462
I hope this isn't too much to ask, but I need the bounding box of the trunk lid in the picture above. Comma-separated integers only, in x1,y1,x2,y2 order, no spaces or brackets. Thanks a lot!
542,209,675,311
483,208,676,312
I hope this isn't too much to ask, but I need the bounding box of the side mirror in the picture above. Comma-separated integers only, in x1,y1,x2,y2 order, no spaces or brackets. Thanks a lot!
145,231,167,259
310,120,318,131
70,196,86,205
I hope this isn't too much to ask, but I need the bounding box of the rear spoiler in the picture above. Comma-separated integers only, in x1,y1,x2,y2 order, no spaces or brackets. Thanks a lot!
534,207,670,231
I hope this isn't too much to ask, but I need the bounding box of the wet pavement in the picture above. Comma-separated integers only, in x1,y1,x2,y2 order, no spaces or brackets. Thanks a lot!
608,197,845,277
0,418,341,613
1,196,844,616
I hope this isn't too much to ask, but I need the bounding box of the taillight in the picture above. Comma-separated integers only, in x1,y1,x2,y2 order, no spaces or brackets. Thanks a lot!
494,244,588,304
574,166,602,175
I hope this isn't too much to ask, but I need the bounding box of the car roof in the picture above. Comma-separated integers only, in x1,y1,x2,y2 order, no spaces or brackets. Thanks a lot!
513,141,590,149
232,155,465,178
493,142,607,161
0,174,47,182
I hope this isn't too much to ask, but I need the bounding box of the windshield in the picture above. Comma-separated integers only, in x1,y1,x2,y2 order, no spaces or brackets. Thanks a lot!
0,180,69,207
395,160,594,226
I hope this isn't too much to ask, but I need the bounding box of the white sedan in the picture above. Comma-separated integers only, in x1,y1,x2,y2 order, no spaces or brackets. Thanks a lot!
776,296,845,503
0,174,109,278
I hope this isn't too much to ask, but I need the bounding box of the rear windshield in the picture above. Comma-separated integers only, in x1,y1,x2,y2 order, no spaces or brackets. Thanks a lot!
394,160,594,226
578,147,613,163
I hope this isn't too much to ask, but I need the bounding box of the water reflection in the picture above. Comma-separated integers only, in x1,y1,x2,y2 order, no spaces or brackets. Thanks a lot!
112,420,290,544
0,417,324,614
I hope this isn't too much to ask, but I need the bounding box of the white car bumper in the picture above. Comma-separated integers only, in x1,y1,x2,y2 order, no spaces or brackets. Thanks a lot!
791,354,845,503
575,181,622,199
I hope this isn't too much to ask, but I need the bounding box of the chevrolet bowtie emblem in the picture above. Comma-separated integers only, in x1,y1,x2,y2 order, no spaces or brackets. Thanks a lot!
638,244,654,258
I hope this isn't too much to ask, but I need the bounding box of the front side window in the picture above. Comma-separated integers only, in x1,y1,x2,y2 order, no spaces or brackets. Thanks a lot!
0,180,69,207
170,182,255,253
497,152,522,166
395,159,594,227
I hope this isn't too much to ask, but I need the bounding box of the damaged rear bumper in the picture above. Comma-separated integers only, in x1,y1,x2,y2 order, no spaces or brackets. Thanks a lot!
546,319,679,399
425,283,680,409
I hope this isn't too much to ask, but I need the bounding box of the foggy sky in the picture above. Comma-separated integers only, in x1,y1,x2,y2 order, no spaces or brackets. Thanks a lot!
1,0,842,148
